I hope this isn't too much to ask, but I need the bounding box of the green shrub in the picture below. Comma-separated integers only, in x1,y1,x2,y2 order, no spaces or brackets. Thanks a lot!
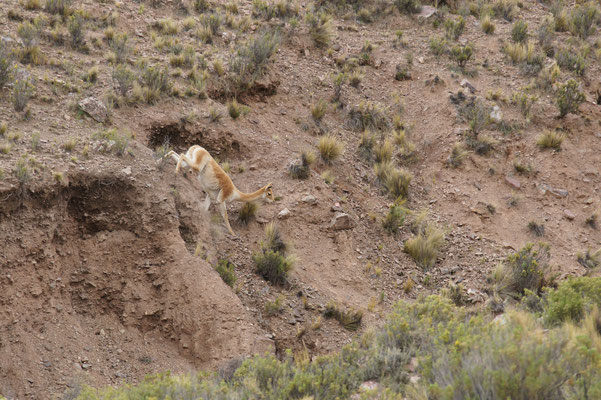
404,224,444,270
253,223,294,285
394,0,420,14
444,17,466,40
429,36,447,56
491,243,551,298
538,16,555,55
112,64,134,96
511,19,528,43
193,0,210,13
544,277,601,325
109,33,129,63
556,79,585,118
374,138,393,164
570,2,599,40
512,90,537,119
67,13,86,48
0,43,12,88
93,128,131,156
200,12,222,35
12,74,34,112
228,31,279,94
450,44,473,67
227,98,242,119
555,47,586,76
214,259,237,287
383,203,405,234
14,157,30,186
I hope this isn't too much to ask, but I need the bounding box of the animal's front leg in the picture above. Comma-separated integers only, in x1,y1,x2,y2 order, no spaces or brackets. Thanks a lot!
218,202,235,236
203,194,211,211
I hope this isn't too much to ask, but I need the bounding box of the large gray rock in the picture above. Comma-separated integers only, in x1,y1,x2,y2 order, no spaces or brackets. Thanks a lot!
78,97,108,123
329,213,354,230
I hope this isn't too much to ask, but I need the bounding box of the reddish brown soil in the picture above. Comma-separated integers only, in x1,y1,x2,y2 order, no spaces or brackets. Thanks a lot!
1,0,601,398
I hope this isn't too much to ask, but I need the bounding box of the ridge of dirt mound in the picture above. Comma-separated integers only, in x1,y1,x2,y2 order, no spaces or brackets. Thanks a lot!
0,155,271,399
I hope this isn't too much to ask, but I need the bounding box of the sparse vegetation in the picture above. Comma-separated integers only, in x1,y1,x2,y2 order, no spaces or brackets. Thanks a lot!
289,150,315,179
383,203,405,234
555,47,586,76
450,44,473,68
310,99,328,123
14,157,30,186
537,130,564,151
346,101,390,132
394,0,420,15
228,31,280,95
12,74,34,112
253,223,294,286
570,2,599,40
317,135,343,164
491,243,551,298
404,223,445,270
528,221,545,237
238,202,257,225
429,36,447,56
44,0,71,15
214,259,237,288
481,14,495,34
556,79,585,118
67,13,86,49
492,0,518,21
504,41,544,75
447,142,468,167
444,17,465,40
323,302,363,331
0,44,12,88
306,12,333,48
93,128,131,156
577,248,601,270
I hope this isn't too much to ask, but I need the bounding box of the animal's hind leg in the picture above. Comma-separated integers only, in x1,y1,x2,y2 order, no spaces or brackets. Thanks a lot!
218,202,235,236
165,150,180,164
203,194,211,211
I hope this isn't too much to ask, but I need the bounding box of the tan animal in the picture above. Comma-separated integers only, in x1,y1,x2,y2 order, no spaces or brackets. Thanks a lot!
165,145,274,235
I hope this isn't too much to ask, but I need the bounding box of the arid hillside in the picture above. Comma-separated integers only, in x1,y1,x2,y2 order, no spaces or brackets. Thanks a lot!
1,0,601,398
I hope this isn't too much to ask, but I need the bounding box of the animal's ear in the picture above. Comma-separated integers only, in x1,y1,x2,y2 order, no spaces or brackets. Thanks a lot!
266,183,273,189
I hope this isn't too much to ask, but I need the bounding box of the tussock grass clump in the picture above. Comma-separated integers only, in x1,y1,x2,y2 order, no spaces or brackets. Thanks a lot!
536,63,560,90
586,212,598,229
492,0,518,21
374,138,393,164
253,223,294,285
83,66,98,83
570,2,599,40
511,90,537,119
214,259,237,287
404,224,445,270
577,248,601,270
227,99,240,119
45,0,71,15
346,101,390,132
383,167,412,200
383,203,406,234
491,242,551,298
447,142,468,167
200,12,222,35
538,16,555,55
24,0,41,10
0,122,7,137
289,150,315,179
317,135,343,164
481,14,495,34
238,202,258,225
358,131,376,160
536,130,564,151
323,302,363,331
528,221,545,237
110,33,129,64
133,63,170,104
306,12,333,48
556,79,584,118
17,21,43,65
511,19,528,43
444,17,465,40
443,282,466,306
154,18,179,35
504,41,544,74
264,296,284,315
311,99,328,123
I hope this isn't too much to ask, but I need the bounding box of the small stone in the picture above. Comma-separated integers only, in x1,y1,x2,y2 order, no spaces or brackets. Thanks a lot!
564,209,576,220
78,97,108,123
121,166,132,176
504,175,521,190
460,79,476,93
417,5,437,19
329,213,354,230
278,208,291,219
331,202,343,212
359,381,379,391
302,194,317,205
418,56,424,64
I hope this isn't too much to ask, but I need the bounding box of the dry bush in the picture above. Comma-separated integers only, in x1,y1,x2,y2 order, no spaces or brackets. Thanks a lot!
317,135,343,164
323,302,363,331
404,224,445,270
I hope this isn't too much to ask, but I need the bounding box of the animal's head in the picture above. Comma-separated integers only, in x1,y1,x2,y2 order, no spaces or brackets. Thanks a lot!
264,183,275,202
